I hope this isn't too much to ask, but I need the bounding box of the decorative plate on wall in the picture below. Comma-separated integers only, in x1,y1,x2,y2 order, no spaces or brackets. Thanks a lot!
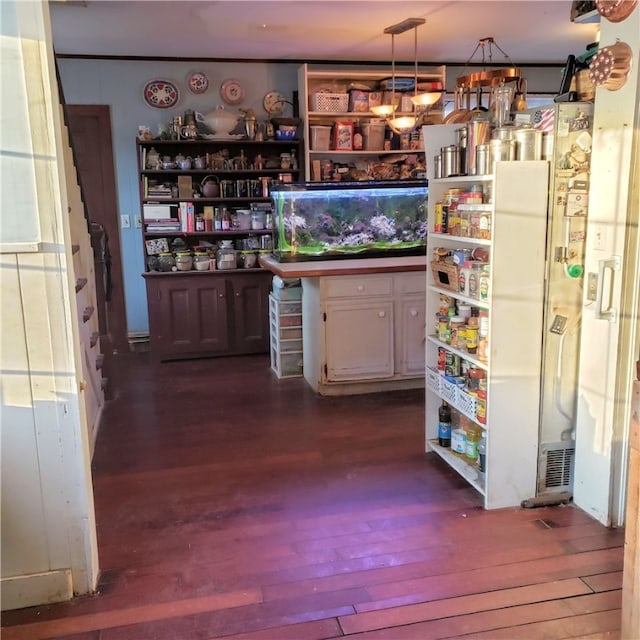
143,79,180,109
263,91,287,115
220,78,244,105
187,71,209,95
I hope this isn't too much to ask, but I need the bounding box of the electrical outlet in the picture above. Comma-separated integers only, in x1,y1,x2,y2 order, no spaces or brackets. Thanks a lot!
587,272,598,301
593,224,606,250
134,215,142,229
120,214,130,229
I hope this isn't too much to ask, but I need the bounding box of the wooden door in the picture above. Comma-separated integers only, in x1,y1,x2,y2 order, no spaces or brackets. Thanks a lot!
65,105,128,358
230,272,271,354
145,275,230,361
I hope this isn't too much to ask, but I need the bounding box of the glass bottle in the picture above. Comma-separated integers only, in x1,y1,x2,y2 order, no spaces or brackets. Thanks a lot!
438,401,452,448
221,207,231,231
465,424,480,460
214,207,222,231
477,431,487,472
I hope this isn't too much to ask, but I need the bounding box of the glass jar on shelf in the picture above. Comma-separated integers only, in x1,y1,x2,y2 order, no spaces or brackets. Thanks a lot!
157,252,175,272
193,252,210,271
216,240,237,270
175,252,193,272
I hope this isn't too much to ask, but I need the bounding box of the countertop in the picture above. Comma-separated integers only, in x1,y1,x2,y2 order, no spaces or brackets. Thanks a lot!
258,254,427,278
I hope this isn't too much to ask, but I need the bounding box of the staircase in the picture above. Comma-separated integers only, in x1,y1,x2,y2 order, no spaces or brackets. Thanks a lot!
60,106,106,456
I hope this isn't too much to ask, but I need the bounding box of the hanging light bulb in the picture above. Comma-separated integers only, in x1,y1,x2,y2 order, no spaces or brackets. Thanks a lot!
377,18,441,135
387,115,421,134
370,103,397,117
411,91,442,109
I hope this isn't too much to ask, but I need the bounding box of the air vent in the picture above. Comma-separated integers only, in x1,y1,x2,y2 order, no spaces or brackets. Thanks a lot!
538,442,575,494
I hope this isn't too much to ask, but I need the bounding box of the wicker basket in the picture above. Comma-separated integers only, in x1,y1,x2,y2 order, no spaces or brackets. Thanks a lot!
311,92,349,113
430,261,459,292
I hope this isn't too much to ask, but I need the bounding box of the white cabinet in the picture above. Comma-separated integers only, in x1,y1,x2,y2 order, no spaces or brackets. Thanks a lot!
423,124,549,509
325,299,394,381
298,64,445,182
303,271,425,395
395,273,428,377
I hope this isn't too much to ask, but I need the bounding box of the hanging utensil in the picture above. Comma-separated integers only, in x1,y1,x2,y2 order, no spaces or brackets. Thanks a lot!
444,85,469,123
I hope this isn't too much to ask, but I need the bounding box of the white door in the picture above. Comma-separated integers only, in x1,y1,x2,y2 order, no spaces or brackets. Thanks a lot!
396,295,426,376
573,11,640,526
324,301,394,381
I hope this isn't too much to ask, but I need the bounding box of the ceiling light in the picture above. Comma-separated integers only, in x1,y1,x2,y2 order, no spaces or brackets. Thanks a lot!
375,18,442,135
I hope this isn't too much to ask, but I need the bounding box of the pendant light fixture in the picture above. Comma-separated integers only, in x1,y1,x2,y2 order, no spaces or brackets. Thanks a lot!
371,18,442,134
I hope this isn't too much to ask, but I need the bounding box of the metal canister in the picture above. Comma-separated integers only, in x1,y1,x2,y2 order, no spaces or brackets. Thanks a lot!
492,125,516,141
441,145,460,177
466,114,491,175
475,144,490,176
513,127,543,160
433,154,443,179
489,138,516,173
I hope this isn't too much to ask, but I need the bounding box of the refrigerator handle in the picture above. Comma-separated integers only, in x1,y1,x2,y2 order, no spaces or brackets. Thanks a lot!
595,255,621,322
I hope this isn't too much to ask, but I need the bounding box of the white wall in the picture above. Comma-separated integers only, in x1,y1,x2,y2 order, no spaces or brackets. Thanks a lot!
0,0,98,610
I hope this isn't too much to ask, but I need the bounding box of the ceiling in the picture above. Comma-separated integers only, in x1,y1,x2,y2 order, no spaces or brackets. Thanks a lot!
49,1,600,65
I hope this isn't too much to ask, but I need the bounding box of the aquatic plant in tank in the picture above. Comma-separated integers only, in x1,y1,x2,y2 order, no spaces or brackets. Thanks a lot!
271,180,428,262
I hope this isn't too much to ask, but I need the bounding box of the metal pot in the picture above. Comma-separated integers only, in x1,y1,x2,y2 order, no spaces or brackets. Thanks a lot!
200,175,220,198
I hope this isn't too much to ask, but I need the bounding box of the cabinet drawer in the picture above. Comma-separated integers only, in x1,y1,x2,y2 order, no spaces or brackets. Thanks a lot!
323,276,393,299
270,323,302,341
269,295,302,316
395,272,426,295
270,332,303,353
270,348,303,378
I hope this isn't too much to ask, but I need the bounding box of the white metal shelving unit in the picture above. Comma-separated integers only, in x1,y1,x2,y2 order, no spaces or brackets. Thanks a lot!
423,124,549,509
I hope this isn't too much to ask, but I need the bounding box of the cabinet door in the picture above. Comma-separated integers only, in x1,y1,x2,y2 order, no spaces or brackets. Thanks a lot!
324,301,394,381
230,272,271,354
146,277,229,360
396,295,426,376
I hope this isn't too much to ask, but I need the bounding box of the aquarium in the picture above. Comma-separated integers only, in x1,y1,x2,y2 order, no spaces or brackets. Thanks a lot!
270,180,428,262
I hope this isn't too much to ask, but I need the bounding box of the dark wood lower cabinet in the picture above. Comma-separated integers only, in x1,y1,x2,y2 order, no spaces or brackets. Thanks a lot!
143,270,272,361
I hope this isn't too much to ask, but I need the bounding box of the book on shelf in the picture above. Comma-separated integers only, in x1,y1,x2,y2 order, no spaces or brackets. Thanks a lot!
143,203,179,221
179,202,195,233
146,223,181,233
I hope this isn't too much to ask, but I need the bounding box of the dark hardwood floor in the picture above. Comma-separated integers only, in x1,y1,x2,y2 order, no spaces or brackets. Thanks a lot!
2,352,623,639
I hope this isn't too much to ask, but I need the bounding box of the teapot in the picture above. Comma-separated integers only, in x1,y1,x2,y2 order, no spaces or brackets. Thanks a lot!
193,155,207,170
175,154,192,170
200,175,220,198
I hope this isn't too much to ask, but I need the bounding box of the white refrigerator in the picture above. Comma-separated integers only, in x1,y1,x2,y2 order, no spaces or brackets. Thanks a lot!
518,103,595,503
527,11,640,527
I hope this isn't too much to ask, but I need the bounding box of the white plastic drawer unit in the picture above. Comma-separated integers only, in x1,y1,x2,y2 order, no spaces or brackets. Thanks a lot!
322,275,394,299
